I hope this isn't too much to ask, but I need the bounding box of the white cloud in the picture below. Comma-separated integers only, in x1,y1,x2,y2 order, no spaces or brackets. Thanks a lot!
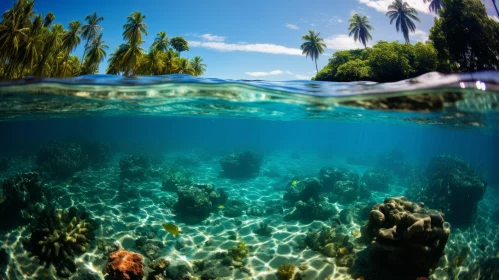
412,29,429,42
358,0,432,14
311,23,316,27
285,23,299,30
330,16,343,23
189,41,303,55
200,33,225,42
324,34,367,50
245,70,310,80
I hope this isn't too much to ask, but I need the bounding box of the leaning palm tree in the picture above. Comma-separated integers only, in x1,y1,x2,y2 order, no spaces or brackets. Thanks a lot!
21,14,44,75
81,12,104,46
386,0,420,43
123,12,147,46
190,56,206,76
423,0,443,14
140,49,165,75
61,21,82,77
348,13,373,48
151,31,169,51
83,33,108,73
493,0,499,17
300,30,327,74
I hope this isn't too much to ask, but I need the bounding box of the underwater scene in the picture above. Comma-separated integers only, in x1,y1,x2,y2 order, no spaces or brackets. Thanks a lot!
0,72,499,280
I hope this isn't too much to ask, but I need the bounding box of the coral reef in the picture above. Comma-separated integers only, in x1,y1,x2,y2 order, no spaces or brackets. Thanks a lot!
228,242,249,262
162,167,192,192
0,172,44,229
319,167,369,203
283,178,322,205
174,183,229,222
28,206,95,277
362,168,393,192
0,156,9,172
119,154,152,181
304,226,355,267
424,155,487,227
106,249,144,280
253,222,273,237
354,196,450,280
219,151,262,178
166,259,194,279
283,178,336,221
36,142,89,179
277,263,295,280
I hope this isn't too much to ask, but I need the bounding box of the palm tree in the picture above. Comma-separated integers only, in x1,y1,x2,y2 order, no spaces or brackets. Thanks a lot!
83,33,108,73
493,0,499,17
300,30,327,74
20,14,44,75
348,13,373,48
44,12,55,27
106,46,124,75
36,23,64,77
386,0,420,43
423,0,443,14
151,31,169,51
163,48,179,74
175,58,194,75
61,21,81,77
81,11,104,45
123,12,147,46
190,56,206,76
141,49,165,75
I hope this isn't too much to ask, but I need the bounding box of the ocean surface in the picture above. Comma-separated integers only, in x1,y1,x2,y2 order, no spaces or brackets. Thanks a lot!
0,72,499,280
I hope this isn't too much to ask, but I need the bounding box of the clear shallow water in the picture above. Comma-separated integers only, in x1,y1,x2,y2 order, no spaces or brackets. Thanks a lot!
0,72,499,280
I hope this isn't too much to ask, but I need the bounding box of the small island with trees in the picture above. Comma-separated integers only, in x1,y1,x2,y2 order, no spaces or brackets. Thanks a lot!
301,0,499,83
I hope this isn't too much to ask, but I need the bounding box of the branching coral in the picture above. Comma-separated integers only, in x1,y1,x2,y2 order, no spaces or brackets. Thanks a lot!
29,207,95,277
277,263,296,280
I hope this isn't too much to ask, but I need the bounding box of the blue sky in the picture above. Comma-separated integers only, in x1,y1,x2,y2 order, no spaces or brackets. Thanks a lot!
1,0,498,80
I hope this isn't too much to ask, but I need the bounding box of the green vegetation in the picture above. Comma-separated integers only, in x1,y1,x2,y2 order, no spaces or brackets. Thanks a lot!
315,0,499,82
430,0,499,72
0,0,206,79
348,14,373,48
300,30,327,74
276,263,296,280
386,0,420,43
315,41,437,82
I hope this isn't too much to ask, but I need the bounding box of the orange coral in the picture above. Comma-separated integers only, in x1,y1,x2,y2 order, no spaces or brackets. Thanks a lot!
106,249,144,280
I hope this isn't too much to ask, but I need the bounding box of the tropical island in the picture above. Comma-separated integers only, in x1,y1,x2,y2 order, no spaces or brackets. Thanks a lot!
0,0,206,79
301,0,499,82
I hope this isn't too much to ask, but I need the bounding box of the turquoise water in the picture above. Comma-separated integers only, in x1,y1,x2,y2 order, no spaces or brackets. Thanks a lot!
0,72,499,280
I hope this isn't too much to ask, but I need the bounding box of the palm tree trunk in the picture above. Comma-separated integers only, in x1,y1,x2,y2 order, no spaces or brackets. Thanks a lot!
494,0,499,17
315,59,318,74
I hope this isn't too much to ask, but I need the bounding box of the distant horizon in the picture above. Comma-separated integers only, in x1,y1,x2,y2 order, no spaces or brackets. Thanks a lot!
1,0,498,81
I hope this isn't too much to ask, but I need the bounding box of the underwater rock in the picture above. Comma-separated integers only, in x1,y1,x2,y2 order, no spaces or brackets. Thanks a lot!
285,198,337,222
36,142,89,179
174,183,228,222
423,154,487,227
362,168,393,192
304,226,354,265
193,259,232,279
354,196,450,280
319,167,369,203
119,154,152,181
283,178,322,205
219,151,262,178
0,156,9,172
162,168,192,192
106,249,144,280
166,259,194,280
0,172,44,229
28,206,95,277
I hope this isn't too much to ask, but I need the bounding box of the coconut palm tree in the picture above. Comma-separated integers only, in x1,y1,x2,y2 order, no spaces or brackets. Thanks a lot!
81,12,104,45
175,58,194,75
36,23,64,76
44,12,55,27
190,56,206,76
163,48,179,74
386,0,420,43
493,0,499,17
151,31,169,51
141,49,165,75
123,12,147,46
61,21,81,77
21,14,44,75
348,13,374,48
83,33,108,73
106,46,123,75
423,0,443,14
300,30,327,74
